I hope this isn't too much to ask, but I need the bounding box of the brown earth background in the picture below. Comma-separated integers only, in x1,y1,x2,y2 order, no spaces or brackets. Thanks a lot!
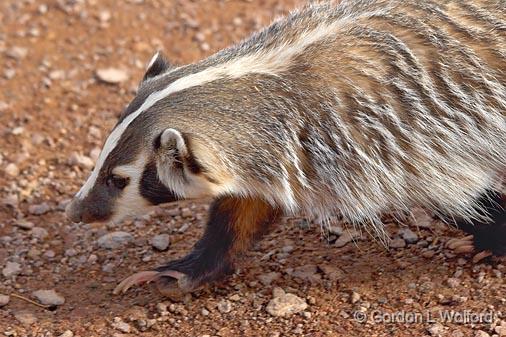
0,1,504,336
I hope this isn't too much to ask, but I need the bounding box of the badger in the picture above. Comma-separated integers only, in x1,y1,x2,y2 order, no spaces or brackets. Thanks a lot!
66,0,506,297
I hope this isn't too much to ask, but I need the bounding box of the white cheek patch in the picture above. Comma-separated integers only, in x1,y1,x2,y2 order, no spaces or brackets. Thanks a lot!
109,156,151,224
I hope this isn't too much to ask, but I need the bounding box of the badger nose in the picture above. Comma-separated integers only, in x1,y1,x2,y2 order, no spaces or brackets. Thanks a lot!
65,199,83,223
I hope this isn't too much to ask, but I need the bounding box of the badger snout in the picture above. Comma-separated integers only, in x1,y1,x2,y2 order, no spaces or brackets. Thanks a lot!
65,196,112,224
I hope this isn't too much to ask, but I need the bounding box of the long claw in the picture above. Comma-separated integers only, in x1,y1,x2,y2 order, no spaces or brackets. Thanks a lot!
113,271,159,295
472,250,492,263
454,244,475,254
447,235,474,249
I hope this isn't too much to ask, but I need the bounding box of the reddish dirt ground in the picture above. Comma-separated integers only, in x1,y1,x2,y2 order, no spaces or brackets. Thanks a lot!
0,1,504,337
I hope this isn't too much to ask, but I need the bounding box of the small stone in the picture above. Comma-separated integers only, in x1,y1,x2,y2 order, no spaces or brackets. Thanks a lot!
258,272,281,286
217,299,232,313
58,330,74,337
28,203,51,215
32,289,65,306
201,308,210,316
412,208,432,228
318,264,344,282
69,152,94,169
112,319,131,333
474,331,490,337
289,264,321,283
327,225,343,236
97,231,134,249
335,230,361,248
15,220,34,230
5,163,20,177
446,278,460,288
2,262,22,278
49,70,65,80
6,47,28,60
390,238,406,248
65,248,78,257
399,228,419,243
350,291,361,304
96,68,129,84
151,234,170,251
31,226,49,239
98,10,111,22
427,323,445,336
266,292,308,317
14,311,37,325
0,294,10,307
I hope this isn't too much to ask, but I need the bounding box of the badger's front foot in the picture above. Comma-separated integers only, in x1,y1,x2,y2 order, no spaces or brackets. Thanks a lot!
114,196,279,298
446,236,493,263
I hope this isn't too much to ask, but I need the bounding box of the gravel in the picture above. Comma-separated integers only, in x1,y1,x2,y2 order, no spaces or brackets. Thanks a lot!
335,230,361,248
4,163,19,177
399,228,419,243
14,311,38,325
97,231,134,249
0,294,10,307
28,203,51,215
96,68,129,84
150,234,170,251
266,288,308,317
2,261,22,278
32,289,66,306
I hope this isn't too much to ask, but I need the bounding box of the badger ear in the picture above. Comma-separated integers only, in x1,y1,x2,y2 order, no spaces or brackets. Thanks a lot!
155,128,188,156
143,51,172,81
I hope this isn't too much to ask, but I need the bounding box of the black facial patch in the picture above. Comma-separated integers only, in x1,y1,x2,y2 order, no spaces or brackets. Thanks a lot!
140,161,180,205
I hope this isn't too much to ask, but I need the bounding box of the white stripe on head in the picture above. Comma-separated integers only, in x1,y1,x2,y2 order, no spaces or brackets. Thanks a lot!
76,16,370,199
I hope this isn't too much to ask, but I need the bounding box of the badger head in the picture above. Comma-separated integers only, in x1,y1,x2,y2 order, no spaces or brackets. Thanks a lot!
66,52,228,224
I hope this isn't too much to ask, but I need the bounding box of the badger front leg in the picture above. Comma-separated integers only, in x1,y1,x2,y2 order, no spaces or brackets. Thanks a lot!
114,196,280,297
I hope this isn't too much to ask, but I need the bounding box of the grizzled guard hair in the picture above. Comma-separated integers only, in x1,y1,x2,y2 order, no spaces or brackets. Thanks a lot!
66,0,506,296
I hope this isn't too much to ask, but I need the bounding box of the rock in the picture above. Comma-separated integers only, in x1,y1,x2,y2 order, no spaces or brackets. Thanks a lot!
14,311,37,325
446,278,460,288
427,323,445,336
98,232,134,249
2,262,22,278
399,228,419,243
15,220,34,230
96,68,129,84
411,208,432,228
327,225,343,236
69,152,94,169
266,289,308,317
318,264,344,282
350,291,361,304
58,330,74,337
151,234,170,251
0,294,10,307
289,264,321,283
5,163,20,177
0,101,9,112
6,46,28,60
31,226,49,239
217,299,232,313
258,272,281,286
335,230,361,248
474,331,490,337
112,318,131,333
390,238,406,248
32,289,65,306
98,10,111,22
28,203,51,215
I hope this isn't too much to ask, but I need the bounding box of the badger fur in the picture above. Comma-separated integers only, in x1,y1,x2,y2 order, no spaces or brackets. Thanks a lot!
66,0,506,295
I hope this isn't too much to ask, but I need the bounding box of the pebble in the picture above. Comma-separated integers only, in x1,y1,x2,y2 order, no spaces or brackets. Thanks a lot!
97,231,134,249
58,331,74,337
2,262,22,278
446,278,460,288
217,299,232,313
427,323,445,336
28,203,51,215
15,220,35,230
151,234,170,251
390,238,406,248
350,291,361,304
335,230,361,248
258,272,281,286
289,264,321,283
399,228,419,243
318,264,344,282
14,311,37,325
69,152,94,169
474,331,490,337
32,289,65,306
6,46,28,60
411,208,432,228
266,288,308,317
112,318,131,333
5,163,20,177
96,68,129,84
0,294,10,307
31,226,49,239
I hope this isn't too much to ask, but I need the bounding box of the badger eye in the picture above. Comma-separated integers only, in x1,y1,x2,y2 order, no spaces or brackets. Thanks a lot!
107,175,129,190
